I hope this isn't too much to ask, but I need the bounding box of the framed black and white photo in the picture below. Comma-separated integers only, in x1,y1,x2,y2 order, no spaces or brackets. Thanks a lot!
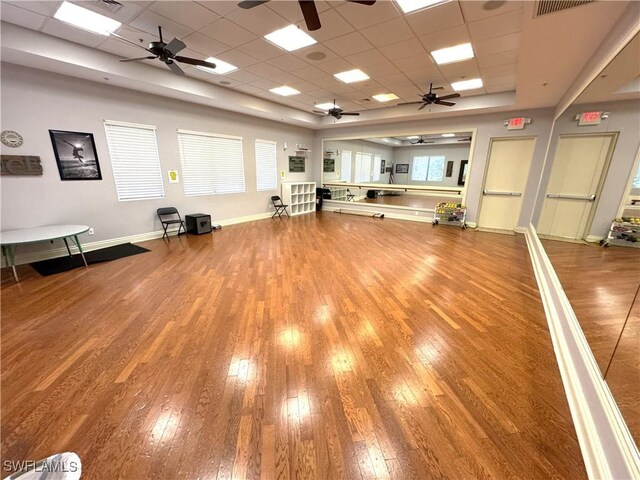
458,160,468,186
380,159,386,174
323,157,335,173
396,164,409,174
446,161,454,177
288,155,305,173
49,130,102,181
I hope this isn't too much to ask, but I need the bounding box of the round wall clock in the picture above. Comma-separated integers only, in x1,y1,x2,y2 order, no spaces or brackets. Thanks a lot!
1,130,23,148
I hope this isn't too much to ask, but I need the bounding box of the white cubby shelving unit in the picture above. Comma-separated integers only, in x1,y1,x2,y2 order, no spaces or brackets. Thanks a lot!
327,186,347,201
282,182,316,216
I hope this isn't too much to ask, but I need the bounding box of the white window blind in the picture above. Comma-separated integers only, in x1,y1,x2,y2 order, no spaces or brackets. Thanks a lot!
373,154,382,181
427,156,445,182
177,129,245,196
355,152,372,183
255,139,277,191
411,156,430,181
341,150,352,182
104,120,164,201
411,155,445,182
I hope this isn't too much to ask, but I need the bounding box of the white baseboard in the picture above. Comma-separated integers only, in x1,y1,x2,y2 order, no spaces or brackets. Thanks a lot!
585,235,605,243
524,223,640,480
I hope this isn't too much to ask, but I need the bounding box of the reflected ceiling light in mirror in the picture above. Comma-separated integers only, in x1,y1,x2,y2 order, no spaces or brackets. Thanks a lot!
265,25,317,52
334,69,370,84
269,86,300,96
441,133,455,137
228,357,253,382
451,78,483,91
395,0,449,14
372,93,399,102
54,1,121,35
407,136,419,139
279,327,300,348
196,57,238,75
151,410,180,442
284,393,311,425
331,350,354,374
315,102,339,110
431,43,474,65
393,381,421,407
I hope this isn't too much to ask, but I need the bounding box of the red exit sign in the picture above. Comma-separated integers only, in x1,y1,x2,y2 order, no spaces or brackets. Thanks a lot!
506,117,526,130
578,111,602,126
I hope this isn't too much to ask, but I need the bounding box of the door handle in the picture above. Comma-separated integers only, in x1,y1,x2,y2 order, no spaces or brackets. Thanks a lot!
483,190,522,197
546,193,596,201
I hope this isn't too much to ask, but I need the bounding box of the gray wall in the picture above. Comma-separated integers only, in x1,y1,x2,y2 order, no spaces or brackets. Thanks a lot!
1,63,315,248
532,99,640,236
314,108,555,226
393,143,470,187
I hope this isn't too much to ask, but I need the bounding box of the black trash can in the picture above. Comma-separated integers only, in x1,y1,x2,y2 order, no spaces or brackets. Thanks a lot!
316,188,324,211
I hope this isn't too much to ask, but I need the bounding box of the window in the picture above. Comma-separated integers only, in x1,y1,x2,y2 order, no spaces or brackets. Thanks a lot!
373,154,382,181
255,139,277,191
104,120,164,201
341,150,352,182
177,129,245,196
411,155,445,182
354,152,372,183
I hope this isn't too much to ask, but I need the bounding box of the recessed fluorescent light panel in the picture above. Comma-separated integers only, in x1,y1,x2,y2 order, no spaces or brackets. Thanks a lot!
315,102,338,110
451,78,483,91
441,133,455,137
407,136,419,139
431,43,474,65
372,93,399,102
54,1,121,35
395,0,449,14
196,57,238,75
334,69,369,84
264,25,317,52
270,86,300,96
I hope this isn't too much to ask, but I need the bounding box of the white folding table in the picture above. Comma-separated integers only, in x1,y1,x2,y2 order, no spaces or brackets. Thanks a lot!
0,225,90,282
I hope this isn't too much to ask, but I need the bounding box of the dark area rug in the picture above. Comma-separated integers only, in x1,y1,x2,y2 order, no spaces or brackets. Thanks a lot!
31,243,150,276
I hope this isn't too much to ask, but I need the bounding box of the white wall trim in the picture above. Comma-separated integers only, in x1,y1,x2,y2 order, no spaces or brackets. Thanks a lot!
585,235,605,243
3,212,273,267
524,223,640,480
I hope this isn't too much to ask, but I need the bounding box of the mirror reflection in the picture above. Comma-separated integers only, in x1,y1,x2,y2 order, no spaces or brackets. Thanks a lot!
535,33,640,445
321,132,472,211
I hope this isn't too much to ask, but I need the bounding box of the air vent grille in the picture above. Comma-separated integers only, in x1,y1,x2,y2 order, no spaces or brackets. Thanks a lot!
95,0,123,13
535,0,595,17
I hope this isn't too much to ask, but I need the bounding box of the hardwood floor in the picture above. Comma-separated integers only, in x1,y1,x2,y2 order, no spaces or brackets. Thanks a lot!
541,239,640,447
1,214,585,479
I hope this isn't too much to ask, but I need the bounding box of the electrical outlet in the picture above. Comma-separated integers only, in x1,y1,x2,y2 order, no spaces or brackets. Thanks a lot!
88,228,94,235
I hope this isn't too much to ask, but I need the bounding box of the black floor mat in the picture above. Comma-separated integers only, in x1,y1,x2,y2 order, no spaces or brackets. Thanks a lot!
31,243,150,276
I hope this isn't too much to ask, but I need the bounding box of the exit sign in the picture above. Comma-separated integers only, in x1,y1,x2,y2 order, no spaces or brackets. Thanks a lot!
578,111,602,126
507,117,525,130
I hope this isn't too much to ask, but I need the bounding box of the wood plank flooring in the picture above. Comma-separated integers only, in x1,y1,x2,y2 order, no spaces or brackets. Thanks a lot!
541,239,640,447
1,214,585,479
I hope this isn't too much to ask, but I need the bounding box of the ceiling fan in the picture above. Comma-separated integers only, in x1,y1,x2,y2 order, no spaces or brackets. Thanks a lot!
114,26,215,75
238,0,376,31
411,136,435,145
314,101,360,120
398,83,461,110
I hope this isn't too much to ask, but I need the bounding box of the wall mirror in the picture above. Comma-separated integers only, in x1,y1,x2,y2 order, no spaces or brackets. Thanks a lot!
534,33,640,446
321,132,473,211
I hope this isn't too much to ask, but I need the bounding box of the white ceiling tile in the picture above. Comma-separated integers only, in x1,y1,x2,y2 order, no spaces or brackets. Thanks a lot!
129,10,192,40
148,1,219,31
4,1,59,16
0,2,47,30
481,63,518,80
41,18,105,47
225,5,289,37
376,73,416,90
360,17,414,47
249,78,279,90
335,0,402,30
474,32,521,56
345,49,389,68
301,9,353,42
267,54,309,71
237,38,285,61
379,38,426,61
187,67,241,85
363,62,401,77
195,1,238,16
99,37,147,59
73,0,146,23
245,63,291,83
484,73,517,86
486,82,516,93
403,70,446,88
324,32,374,57
418,24,470,53
110,25,157,50
199,18,256,47
316,58,355,75
477,49,519,68
404,1,465,36
182,31,230,55
459,0,524,22
266,1,304,23
225,69,264,84
293,65,332,80
215,49,260,68
288,80,318,93
392,54,439,74
292,44,340,65
438,58,481,80
467,8,523,42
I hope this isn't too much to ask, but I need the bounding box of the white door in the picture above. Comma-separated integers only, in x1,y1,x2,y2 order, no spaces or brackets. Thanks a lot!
537,134,616,241
477,137,536,231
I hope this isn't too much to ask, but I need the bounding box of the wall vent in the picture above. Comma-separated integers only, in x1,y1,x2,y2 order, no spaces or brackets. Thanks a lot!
95,0,123,14
535,0,595,17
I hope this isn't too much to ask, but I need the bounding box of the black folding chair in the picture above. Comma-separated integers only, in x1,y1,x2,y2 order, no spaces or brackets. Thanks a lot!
346,189,356,201
157,207,186,240
271,196,289,219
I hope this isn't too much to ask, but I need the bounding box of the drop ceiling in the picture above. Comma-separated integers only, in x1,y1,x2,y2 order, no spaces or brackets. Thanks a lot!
0,0,635,128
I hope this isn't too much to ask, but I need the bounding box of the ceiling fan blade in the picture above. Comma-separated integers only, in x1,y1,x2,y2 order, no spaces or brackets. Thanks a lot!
435,100,456,106
418,103,428,110
238,0,270,8
165,37,186,55
347,0,376,4
397,101,423,106
110,32,153,52
438,93,461,100
119,56,157,62
299,0,321,31
174,56,215,68
165,60,185,75
340,112,360,116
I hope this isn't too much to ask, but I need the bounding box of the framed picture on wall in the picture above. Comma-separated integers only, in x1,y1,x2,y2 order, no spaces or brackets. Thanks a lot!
458,160,468,186
49,130,102,181
446,161,454,177
396,164,409,174
323,157,335,173
288,155,305,173
380,159,386,174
